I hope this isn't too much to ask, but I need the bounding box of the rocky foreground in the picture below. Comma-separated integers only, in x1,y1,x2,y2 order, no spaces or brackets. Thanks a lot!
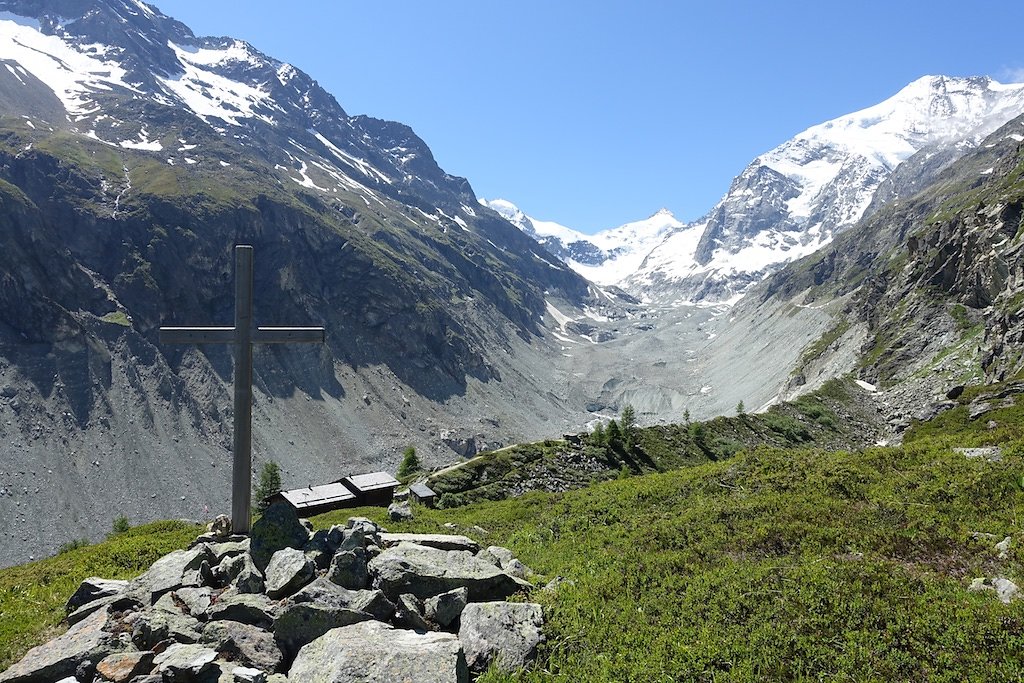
0,504,545,682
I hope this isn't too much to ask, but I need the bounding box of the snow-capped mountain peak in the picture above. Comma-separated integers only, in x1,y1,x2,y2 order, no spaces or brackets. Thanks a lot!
482,198,683,286
624,75,1024,304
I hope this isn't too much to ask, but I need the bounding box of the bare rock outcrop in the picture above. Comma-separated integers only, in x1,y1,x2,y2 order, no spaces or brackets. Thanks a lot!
1,517,544,682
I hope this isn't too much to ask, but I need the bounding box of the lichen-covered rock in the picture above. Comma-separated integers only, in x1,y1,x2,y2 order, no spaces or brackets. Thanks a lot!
233,554,267,595
65,577,128,614
346,517,383,535
206,592,278,629
289,620,468,683
380,533,480,553
304,529,335,569
388,500,413,521
274,601,374,657
128,601,204,649
458,602,544,673
201,619,285,673
290,578,396,622
126,545,216,605
95,651,155,683
250,501,310,571
264,547,315,599
424,587,469,629
327,549,368,590
152,643,218,679
171,586,214,617
394,593,431,632
479,546,531,579
0,608,118,683
369,542,532,601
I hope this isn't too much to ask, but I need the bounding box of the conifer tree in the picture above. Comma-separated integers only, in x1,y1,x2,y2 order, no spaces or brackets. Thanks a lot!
253,461,282,513
606,418,623,448
621,404,637,449
397,446,422,481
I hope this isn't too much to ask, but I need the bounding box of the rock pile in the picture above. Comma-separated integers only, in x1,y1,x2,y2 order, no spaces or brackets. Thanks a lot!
0,504,544,682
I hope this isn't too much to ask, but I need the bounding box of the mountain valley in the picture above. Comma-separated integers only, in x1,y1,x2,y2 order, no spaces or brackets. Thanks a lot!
0,0,1022,573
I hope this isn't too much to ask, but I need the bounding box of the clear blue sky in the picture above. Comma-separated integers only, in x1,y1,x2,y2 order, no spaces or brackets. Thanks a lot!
154,1,1024,233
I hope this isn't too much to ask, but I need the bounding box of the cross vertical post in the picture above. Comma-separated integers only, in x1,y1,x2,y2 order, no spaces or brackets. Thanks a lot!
160,245,325,535
232,246,255,534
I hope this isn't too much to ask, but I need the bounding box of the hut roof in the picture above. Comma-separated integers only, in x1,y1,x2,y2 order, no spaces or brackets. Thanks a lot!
279,482,356,510
343,472,400,493
409,482,436,498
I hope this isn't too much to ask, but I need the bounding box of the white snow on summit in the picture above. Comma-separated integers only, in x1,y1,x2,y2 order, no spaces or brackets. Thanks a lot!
483,198,682,286
760,75,1024,225
159,41,280,126
0,12,137,116
626,75,1024,304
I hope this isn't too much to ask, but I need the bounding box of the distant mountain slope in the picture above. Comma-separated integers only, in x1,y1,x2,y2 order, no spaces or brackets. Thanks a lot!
755,111,1024,423
0,0,596,566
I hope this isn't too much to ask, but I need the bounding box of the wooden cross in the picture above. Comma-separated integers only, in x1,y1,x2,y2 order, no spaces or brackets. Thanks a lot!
159,245,325,534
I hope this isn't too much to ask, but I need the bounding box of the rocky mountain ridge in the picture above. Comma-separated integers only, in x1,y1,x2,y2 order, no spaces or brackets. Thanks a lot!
760,111,1024,426
498,76,1024,305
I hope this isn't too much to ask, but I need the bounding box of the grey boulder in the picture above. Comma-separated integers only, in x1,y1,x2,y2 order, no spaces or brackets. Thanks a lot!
250,501,311,571
458,602,544,673
0,608,118,683
206,592,279,629
274,600,375,657
327,549,368,590
65,577,128,614
201,619,285,673
290,578,396,622
289,620,468,683
152,643,218,679
380,533,481,553
424,587,469,629
126,545,216,605
369,542,532,601
264,547,315,599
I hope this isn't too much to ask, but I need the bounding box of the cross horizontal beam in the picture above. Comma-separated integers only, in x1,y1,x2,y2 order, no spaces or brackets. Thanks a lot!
160,327,325,345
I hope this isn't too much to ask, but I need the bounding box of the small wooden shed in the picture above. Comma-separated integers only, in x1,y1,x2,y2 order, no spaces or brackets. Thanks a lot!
409,482,437,508
268,482,357,517
340,472,400,507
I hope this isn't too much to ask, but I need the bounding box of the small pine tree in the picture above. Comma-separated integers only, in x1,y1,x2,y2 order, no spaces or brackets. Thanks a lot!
111,515,130,535
684,408,691,425
253,461,282,513
606,419,623,448
621,405,637,450
397,446,422,481
590,422,606,446
736,400,746,415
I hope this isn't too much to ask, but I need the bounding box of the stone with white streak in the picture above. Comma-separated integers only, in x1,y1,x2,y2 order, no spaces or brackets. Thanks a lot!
289,620,468,683
458,602,545,673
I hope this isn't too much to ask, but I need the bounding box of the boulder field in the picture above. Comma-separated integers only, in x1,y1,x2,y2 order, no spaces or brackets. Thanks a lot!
0,503,544,682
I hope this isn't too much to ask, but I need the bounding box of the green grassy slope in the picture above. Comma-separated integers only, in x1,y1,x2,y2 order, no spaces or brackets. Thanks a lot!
5,389,1024,679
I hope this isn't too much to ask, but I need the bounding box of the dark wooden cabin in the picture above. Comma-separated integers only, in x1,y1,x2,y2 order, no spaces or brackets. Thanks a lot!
340,472,400,506
268,482,357,517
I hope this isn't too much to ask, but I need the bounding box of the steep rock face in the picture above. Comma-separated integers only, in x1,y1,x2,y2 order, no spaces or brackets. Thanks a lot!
0,0,595,567
758,113,1024,412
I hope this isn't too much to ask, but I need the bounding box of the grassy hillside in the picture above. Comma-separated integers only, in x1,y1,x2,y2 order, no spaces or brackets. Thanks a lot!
0,520,201,670
427,378,886,508
4,385,1024,679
